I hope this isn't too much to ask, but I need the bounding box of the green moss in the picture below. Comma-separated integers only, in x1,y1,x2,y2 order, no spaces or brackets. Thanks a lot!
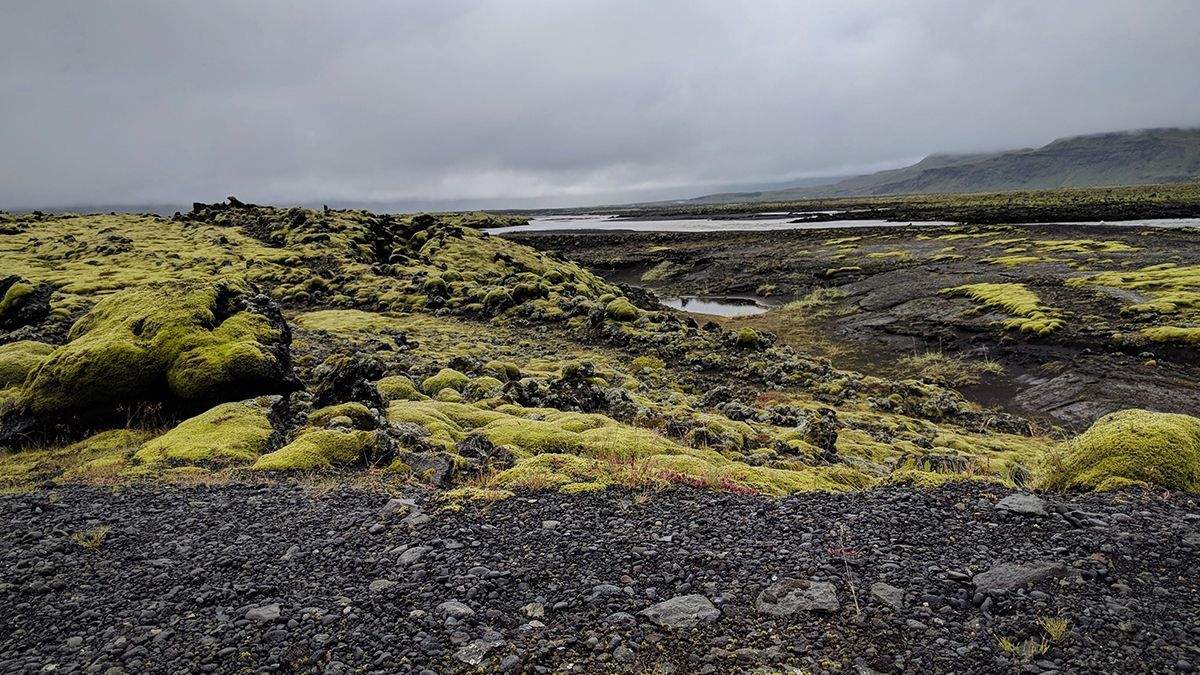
942,282,1064,336
422,276,448,295
134,398,277,468
491,453,596,489
630,355,665,371
822,266,862,278
386,401,464,449
483,288,513,312
467,376,504,397
640,261,681,283
1042,409,1200,492
885,469,997,488
605,298,640,322
421,368,469,395
0,281,35,318
20,279,288,415
0,341,54,388
308,402,376,429
1070,264,1200,321
251,428,376,471
427,401,509,427
560,360,590,378
377,375,429,402
979,255,1063,268
167,312,281,399
1136,326,1200,345
435,387,464,402
481,417,584,457
0,428,154,488
735,327,760,348
484,360,521,382
1033,239,1137,254
295,309,406,333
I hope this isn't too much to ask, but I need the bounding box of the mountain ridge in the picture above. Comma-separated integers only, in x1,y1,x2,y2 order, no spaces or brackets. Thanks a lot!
688,127,1200,204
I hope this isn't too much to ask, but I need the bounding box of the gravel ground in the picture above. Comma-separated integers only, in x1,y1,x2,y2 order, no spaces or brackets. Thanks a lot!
1,482,1198,674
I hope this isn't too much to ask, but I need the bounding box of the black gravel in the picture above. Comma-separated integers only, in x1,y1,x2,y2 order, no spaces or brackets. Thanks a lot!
1,482,1198,674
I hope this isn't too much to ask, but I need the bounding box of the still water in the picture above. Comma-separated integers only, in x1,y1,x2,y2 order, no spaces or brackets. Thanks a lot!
486,214,1200,235
658,295,769,317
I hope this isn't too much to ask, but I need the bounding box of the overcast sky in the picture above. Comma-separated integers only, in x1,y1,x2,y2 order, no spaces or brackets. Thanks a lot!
2,1,1199,210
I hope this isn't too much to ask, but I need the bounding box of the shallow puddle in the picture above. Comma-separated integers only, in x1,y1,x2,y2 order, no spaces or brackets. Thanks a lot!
658,295,769,316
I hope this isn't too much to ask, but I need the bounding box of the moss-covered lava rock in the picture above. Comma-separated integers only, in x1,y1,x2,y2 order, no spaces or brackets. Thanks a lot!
0,275,52,330
1045,409,1200,492
133,397,281,469
15,278,299,420
251,428,381,471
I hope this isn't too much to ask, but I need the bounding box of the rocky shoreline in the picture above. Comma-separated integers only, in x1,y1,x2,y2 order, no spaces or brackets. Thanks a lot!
2,481,1198,674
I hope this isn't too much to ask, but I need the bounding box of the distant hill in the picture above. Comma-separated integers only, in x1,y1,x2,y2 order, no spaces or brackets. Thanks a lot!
688,127,1200,204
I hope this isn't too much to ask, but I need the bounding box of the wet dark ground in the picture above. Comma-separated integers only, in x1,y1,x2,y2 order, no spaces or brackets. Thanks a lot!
512,223,1200,430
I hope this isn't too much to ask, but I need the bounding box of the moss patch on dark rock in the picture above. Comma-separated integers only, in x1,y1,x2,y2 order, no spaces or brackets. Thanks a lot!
17,278,298,419
1044,409,1200,492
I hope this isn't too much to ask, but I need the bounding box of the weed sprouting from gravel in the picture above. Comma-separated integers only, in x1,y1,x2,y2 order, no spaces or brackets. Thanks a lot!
829,525,862,616
996,633,1049,660
72,525,110,550
1038,616,1071,643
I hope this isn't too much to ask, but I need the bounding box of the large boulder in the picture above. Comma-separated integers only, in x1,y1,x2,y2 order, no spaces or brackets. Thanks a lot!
755,578,840,615
12,278,299,425
1043,409,1200,492
972,561,1072,592
640,594,720,628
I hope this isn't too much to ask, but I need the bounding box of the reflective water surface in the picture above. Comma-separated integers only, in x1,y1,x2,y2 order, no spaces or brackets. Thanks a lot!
658,296,769,316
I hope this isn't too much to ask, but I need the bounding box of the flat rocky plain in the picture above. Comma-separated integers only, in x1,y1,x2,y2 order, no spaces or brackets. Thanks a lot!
3,481,1198,674
515,222,1200,429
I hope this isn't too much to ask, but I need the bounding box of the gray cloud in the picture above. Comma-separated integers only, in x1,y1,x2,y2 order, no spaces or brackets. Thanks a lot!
2,0,1199,210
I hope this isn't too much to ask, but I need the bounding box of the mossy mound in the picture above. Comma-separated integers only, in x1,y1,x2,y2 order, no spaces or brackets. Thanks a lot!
134,398,279,468
735,327,760,349
251,428,378,471
17,279,297,417
377,375,429,402
0,341,54,388
605,298,641,322
467,376,504,398
378,399,879,496
308,402,377,429
1043,409,1200,492
484,360,521,382
421,368,469,395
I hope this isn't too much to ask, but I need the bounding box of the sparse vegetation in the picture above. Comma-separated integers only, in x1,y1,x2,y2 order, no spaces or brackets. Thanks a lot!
896,351,1003,386
942,282,1065,336
72,525,111,550
1038,616,1071,643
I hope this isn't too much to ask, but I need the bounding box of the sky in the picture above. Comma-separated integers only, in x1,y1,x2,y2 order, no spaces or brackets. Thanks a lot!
2,1,1199,211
